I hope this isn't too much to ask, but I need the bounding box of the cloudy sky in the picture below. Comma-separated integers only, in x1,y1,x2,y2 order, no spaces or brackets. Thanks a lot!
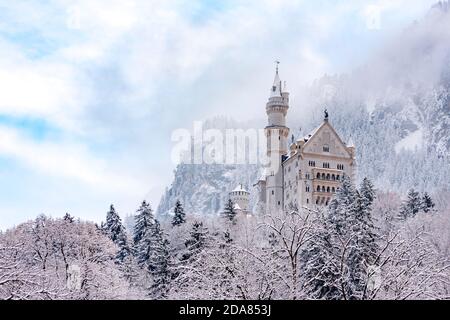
0,0,438,229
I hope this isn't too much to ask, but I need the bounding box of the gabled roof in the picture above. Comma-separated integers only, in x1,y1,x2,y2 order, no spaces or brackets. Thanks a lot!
299,120,352,158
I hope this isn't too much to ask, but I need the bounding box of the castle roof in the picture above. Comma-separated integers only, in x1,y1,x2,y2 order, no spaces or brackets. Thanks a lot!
232,184,249,193
284,117,353,162
270,69,282,98
298,124,321,143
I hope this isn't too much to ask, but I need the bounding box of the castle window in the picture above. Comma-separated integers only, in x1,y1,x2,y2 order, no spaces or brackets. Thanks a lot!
316,172,321,179
317,185,321,192
323,162,330,169
327,186,330,193
309,161,316,167
332,174,336,181
272,190,274,195
321,173,326,180
306,186,310,192
323,144,330,152
336,175,340,181
322,186,326,192
332,187,336,193
306,173,310,180
326,174,330,180
307,199,309,204
316,198,319,205
337,164,344,170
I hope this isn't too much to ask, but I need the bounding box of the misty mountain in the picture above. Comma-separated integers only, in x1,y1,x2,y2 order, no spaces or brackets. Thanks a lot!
157,116,262,216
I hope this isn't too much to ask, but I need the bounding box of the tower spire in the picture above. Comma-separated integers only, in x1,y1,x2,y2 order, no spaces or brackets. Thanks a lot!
271,60,282,97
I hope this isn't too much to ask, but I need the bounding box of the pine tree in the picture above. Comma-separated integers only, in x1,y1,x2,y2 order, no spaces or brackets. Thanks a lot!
221,199,237,224
147,220,172,298
359,178,376,212
182,221,209,260
103,204,130,263
319,176,380,299
63,212,74,223
172,200,186,227
349,178,380,299
357,179,379,265
301,214,340,299
399,189,421,219
328,176,359,237
323,176,360,299
133,200,154,246
421,192,435,213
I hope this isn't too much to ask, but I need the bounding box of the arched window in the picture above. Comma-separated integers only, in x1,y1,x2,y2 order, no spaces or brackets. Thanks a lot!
322,186,326,192
336,175,340,181
327,186,330,193
317,185,321,192
316,198,319,205
321,173,326,180
317,173,320,179
332,187,336,193
326,174,330,180
332,174,335,180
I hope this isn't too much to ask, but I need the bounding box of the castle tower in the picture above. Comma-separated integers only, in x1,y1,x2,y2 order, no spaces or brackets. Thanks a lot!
265,62,290,213
229,184,250,214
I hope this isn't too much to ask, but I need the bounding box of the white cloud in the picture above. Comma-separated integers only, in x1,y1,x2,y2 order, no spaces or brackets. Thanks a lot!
0,125,147,195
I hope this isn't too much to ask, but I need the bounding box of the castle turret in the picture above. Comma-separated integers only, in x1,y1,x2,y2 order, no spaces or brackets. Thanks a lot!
265,62,290,213
229,184,250,214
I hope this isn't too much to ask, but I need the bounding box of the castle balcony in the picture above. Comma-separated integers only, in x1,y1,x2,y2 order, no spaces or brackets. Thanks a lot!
312,190,335,197
312,193,333,206
311,167,344,183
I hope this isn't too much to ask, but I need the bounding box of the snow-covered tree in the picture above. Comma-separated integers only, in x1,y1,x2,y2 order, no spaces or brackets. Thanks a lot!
172,200,186,227
103,205,131,263
221,199,237,224
182,221,210,261
399,189,422,220
63,213,75,223
133,201,154,246
0,216,144,300
147,220,172,299
301,210,340,299
421,192,435,213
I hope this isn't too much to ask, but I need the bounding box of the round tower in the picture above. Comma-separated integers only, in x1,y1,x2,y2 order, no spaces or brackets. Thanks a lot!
265,62,290,213
229,184,250,213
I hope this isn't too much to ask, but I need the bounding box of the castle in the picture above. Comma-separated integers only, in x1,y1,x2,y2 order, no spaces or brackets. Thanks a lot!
230,65,356,214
